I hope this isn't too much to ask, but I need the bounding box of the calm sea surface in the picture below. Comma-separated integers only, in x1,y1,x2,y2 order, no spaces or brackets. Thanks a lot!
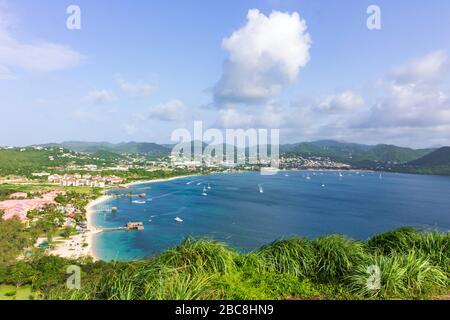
91,171,450,261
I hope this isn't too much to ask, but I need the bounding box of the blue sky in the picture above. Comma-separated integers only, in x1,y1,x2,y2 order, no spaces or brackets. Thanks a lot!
1,0,450,147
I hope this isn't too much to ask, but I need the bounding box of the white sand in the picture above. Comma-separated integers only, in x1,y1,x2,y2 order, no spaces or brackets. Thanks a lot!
124,174,199,187
48,195,111,261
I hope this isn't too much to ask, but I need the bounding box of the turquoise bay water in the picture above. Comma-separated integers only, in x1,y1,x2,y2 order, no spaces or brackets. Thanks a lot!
92,171,450,261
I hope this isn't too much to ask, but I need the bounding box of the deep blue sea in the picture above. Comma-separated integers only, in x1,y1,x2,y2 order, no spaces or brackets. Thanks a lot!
91,171,450,261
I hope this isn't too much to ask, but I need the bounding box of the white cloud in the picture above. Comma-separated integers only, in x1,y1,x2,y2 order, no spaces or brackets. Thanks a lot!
84,90,117,105
360,51,450,130
390,50,448,84
360,82,450,129
212,50,450,147
216,108,254,128
0,9,84,78
149,99,187,122
214,9,311,105
316,91,364,113
115,74,157,97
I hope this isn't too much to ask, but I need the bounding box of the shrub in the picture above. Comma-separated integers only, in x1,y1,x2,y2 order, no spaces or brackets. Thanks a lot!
414,231,450,276
346,251,448,299
313,235,365,280
214,270,316,300
367,227,420,255
145,271,218,300
5,290,17,297
153,237,237,273
256,238,315,277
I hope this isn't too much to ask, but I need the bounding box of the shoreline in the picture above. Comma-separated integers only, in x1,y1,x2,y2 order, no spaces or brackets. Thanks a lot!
48,194,112,261
85,194,113,261
123,174,200,188
84,175,201,260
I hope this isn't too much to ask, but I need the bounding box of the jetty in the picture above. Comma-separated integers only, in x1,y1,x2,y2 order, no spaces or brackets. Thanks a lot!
101,222,145,232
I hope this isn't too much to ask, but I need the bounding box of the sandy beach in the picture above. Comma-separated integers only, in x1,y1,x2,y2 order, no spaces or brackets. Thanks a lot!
123,174,199,187
48,174,200,261
48,194,112,261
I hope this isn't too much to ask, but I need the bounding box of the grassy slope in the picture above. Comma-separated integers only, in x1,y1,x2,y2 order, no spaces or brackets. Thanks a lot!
0,285,34,300
4,228,443,301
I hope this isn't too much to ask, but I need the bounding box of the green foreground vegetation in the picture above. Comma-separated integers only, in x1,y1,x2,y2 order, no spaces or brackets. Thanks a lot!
0,227,448,300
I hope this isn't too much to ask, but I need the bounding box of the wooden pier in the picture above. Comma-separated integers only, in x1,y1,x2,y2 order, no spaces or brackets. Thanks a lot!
101,222,144,232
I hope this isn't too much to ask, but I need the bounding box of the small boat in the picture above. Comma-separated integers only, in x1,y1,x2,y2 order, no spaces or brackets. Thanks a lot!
258,184,264,194
138,193,146,198
202,187,208,196
306,176,311,180
207,183,211,190
321,184,326,187
174,217,183,223
132,200,146,204
148,219,152,223
339,172,343,178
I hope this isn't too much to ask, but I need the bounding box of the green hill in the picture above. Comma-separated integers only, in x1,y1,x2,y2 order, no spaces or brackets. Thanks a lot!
41,141,171,156
280,140,433,166
398,147,450,175
0,148,119,176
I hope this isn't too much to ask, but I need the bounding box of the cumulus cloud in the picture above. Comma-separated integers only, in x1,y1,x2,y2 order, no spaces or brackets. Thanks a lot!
390,50,449,84
84,90,117,105
216,108,255,128
315,91,364,113
213,9,311,105
213,50,450,147
115,74,157,97
0,9,84,78
149,99,187,122
361,51,450,129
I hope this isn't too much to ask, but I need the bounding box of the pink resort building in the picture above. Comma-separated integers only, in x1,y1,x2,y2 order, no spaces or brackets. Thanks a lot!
9,192,28,199
0,190,65,224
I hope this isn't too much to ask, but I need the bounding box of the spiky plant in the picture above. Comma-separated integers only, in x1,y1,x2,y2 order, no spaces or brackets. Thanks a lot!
367,227,420,255
346,251,448,299
313,235,365,280
152,237,237,274
256,238,315,278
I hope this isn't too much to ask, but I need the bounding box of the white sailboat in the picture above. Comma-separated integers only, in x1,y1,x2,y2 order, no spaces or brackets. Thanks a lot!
207,183,211,190
258,184,264,194
202,187,208,196
174,217,183,223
